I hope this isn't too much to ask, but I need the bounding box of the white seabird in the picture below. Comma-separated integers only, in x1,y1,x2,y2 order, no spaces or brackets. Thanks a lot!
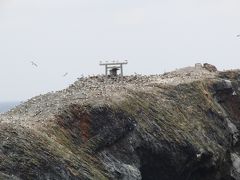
30,61,38,67
63,73,68,77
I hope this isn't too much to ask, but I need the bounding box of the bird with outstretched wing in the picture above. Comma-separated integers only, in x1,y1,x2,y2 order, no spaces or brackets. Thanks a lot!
30,61,38,67
63,73,68,77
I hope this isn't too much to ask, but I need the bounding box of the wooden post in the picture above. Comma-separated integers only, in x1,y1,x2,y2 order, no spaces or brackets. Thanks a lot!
105,65,108,77
120,64,123,82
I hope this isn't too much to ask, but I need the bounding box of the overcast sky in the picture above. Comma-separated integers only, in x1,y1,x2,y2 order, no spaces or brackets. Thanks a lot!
0,0,240,101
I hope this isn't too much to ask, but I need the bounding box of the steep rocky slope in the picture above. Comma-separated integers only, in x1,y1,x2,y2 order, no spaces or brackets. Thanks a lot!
1,65,240,180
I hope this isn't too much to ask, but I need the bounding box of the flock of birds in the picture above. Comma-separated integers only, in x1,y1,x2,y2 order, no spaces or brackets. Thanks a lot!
30,60,126,78
30,61,68,77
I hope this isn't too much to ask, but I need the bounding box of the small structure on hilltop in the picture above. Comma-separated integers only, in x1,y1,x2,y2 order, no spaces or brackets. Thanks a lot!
100,60,128,81
195,63,203,69
109,68,119,76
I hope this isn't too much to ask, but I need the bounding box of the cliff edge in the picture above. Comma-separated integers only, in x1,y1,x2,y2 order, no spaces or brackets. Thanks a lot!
1,65,240,180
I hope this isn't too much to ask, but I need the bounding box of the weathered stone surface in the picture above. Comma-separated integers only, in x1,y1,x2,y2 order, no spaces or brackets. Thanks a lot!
0,65,240,180
213,80,233,94
203,63,218,72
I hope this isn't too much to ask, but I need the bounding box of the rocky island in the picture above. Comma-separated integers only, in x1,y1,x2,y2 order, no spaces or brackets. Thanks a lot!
1,64,240,180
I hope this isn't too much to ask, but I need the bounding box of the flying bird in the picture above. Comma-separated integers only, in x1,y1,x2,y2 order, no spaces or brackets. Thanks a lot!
30,61,38,67
63,72,68,77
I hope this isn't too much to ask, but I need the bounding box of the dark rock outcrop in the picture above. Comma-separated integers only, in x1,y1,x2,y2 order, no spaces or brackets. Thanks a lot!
204,63,218,72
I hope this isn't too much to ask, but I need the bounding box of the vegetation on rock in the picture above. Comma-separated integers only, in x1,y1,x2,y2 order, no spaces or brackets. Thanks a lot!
0,66,240,180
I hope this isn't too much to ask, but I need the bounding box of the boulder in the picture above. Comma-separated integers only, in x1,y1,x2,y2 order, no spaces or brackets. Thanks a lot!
203,63,218,72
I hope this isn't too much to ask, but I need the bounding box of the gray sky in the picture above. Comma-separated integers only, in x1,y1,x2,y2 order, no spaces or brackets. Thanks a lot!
1,0,240,101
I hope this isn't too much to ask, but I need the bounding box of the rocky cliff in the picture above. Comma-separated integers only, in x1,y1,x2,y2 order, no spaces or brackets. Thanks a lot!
1,65,240,180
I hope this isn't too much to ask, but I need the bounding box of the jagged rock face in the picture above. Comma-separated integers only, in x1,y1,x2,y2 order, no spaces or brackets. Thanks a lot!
0,68,240,180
